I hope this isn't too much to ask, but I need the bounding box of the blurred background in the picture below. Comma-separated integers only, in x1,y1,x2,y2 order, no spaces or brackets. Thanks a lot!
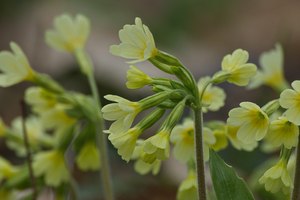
0,0,300,199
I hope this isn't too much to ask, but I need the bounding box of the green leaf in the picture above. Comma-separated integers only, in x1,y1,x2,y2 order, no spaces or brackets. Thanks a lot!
209,149,255,200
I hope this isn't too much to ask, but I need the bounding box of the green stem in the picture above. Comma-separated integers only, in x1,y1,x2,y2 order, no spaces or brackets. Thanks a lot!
75,49,114,200
193,107,207,200
292,133,300,200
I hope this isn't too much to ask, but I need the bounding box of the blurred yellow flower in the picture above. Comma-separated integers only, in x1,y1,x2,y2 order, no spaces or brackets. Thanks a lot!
221,49,257,86
110,17,157,63
33,150,69,187
170,119,216,163
259,160,293,194
0,118,6,137
0,157,19,182
280,80,300,125
76,141,100,171
198,76,226,112
227,102,269,143
46,14,90,53
266,117,299,149
126,65,152,89
177,170,197,200
0,42,35,87
249,44,288,91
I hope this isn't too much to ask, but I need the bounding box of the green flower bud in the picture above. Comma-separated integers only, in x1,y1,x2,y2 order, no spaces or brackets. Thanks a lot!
261,99,280,116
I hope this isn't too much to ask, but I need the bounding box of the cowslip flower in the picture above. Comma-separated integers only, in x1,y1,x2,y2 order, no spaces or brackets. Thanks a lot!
126,65,152,89
249,44,288,91
259,159,293,194
0,42,35,87
177,170,197,200
108,127,142,162
33,149,69,187
45,14,90,53
265,117,299,149
226,125,258,151
0,157,19,182
227,102,269,144
220,49,257,86
7,116,53,157
25,87,56,113
131,140,161,175
170,119,216,163
198,76,226,112
76,141,100,171
110,17,157,63
102,95,141,134
279,80,300,125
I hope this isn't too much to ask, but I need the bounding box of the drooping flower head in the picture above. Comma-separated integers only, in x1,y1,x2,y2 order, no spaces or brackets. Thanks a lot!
265,116,299,149
0,42,35,87
46,14,90,53
280,80,300,125
227,102,269,144
33,150,69,187
220,49,257,86
198,76,226,112
110,17,157,63
0,157,19,182
259,159,293,194
76,141,100,171
249,44,288,91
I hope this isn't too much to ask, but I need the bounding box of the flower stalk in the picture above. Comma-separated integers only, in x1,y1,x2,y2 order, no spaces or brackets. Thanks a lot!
20,100,37,199
75,48,114,200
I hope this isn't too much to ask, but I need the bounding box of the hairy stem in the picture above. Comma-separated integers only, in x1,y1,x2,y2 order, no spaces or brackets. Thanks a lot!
20,100,37,199
193,107,207,200
292,133,300,200
75,49,114,200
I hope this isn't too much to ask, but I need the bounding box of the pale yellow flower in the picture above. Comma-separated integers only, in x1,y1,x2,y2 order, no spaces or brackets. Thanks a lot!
7,116,53,157
227,102,269,144
46,14,90,52
126,65,152,89
102,95,141,134
170,119,216,163
108,127,142,162
131,140,161,175
110,17,157,63
280,80,300,125
0,157,19,182
259,160,293,194
25,87,56,113
33,150,69,187
177,170,197,200
221,49,257,86
226,125,258,151
249,44,288,91
198,76,226,112
0,42,35,87
76,141,100,171
266,117,299,149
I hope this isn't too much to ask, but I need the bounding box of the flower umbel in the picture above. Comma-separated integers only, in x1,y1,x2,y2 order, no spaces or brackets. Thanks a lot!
279,80,300,125
227,102,269,144
0,42,35,87
46,14,90,53
110,17,157,63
